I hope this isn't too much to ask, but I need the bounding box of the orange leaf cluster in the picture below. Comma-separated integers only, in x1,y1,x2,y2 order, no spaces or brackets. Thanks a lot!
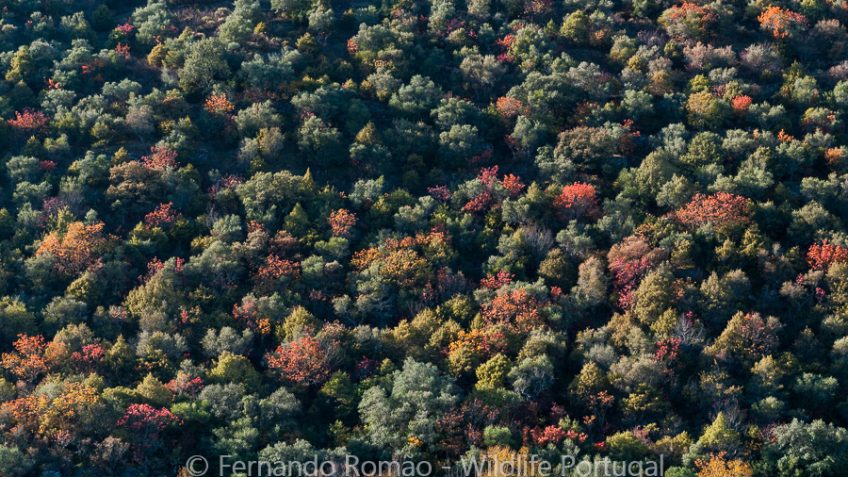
495,96,525,118
329,208,357,237
1,334,48,382
480,270,514,289
807,240,848,270
664,2,716,23
266,335,333,385
501,174,525,196
36,221,107,276
141,145,179,170
825,147,846,167
675,192,750,230
481,288,545,333
731,95,752,112
554,182,601,220
758,6,806,39
204,93,235,114
695,453,752,477
255,255,301,290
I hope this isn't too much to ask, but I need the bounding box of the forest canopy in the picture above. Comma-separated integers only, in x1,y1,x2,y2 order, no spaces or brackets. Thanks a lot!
0,0,848,476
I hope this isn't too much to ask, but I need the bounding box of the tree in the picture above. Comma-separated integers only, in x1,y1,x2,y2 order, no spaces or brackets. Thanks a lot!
707,312,782,365
686,91,729,129
692,413,741,456
675,193,750,231
696,453,752,477
1,334,48,383
179,39,230,94
390,75,442,116
758,7,807,40
761,419,848,476
36,221,107,277
807,241,848,270
359,358,458,454
554,183,601,220
659,2,716,41
266,335,335,386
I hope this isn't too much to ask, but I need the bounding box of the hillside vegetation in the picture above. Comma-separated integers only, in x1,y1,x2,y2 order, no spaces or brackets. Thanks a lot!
0,0,848,475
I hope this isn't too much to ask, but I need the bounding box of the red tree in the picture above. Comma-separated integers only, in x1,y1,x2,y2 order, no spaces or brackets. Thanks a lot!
1,334,48,382
481,288,545,333
141,145,178,170
266,335,334,385
555,182,601,220
675,192,750,230
144,202,180,229
731,95,752,112
7,109,49,130
607,236,667,309
329,209,357,237
117,403,181,450
807,240,848,270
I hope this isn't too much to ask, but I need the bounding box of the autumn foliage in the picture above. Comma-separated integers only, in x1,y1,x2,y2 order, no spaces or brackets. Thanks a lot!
204,93,235,114
140,145,179,170
266,335,334,385
36,221,108,276
607,236,667,309
7,109,49,130
1,334,49,382
758,6,807,39
3,0,848,473
117,403,181,433
695,453,752,477
731,95,752,112
495,96,525,118
481,288,545,333
554,182,601,220
144,202,180,229
807,240,848,270
329,208,357,237
675,192,750,230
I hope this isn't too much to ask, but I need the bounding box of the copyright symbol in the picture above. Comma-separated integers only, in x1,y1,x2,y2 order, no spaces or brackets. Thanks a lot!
185,455,209,476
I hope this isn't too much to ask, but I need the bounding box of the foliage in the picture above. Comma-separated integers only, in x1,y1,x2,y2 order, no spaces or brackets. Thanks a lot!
0,0,846,473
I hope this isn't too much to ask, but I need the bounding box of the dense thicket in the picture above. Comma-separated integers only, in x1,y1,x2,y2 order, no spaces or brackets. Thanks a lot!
1,0,848,475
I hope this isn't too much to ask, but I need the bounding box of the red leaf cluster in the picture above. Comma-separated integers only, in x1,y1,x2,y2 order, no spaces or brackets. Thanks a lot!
266,335,333,385
480,270,514,290
117,403,181,432
531,425,566,446
144,202,180,229
607,236,667,309
1,334,48,382
481,288,544,333
141,145,178,170
807,240,848,270
731,95,752,112
8,109,49,130
329,208,357,237
554,182,601,220
675,192,750,230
